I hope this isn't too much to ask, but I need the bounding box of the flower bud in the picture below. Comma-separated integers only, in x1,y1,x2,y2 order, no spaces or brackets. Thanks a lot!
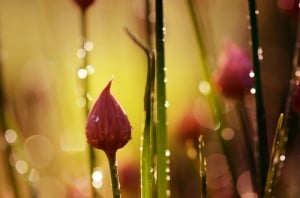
86,81,131,156
215,43,253,99
277,0,299,18
175,108,203,143
73,0,95,11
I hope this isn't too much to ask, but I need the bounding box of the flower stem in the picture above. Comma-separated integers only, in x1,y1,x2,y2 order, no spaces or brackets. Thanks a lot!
0,27,19,198
124,27,155,198
186,0,237,191
199,135,207,198
247,0,268,195
79,10,97,198
106,152,121,198
155,0,169,197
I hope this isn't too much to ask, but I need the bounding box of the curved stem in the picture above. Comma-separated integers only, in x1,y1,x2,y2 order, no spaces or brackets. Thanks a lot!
106,152,121,198
79,10,97,198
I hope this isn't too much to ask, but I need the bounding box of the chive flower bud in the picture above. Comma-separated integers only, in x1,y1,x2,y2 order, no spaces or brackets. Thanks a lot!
215,43,253,99
73,0,95,11
85,81,132,156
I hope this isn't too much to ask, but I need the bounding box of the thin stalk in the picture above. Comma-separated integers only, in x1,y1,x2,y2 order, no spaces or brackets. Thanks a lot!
247,1,268,195
106,152,121,198
187,0,238,190
199,135,207,198
79,10,97,198
186,0,223,123
124,27,155,198
155,0,169,197
0,27,19,198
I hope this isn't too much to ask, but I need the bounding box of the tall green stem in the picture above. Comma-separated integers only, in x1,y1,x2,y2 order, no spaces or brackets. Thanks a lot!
80,10,97,198
106,152,121,198
155,0,169,197
0,27,19,198
247,0,268,195
186,0,238,192
123,27,155,198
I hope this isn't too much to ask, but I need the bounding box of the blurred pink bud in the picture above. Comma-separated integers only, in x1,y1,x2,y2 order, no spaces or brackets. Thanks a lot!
215,43,253,99
73,0,95,11
118,160,140,193
293,81,300,112
176,109,202,143
86,81,131,156
277,0,299,17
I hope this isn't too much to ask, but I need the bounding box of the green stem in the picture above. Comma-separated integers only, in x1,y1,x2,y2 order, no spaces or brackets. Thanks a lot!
186,0,238,192
199,135,207,198
124,27,156,198
0,27,19,198
106,152,121,198
155,0,169,197
247,0,268,195
80,10,97,198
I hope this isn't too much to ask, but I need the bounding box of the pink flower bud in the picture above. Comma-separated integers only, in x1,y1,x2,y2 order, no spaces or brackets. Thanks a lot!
86,81,131,156
176,108,203,143
215,43,253,99
73,0,95,11
277,0,299,18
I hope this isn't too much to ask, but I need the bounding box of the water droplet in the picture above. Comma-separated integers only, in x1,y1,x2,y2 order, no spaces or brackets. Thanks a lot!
279,155,286,162
91,115,100,123
295,70,300,78
250,88,256,94
166,189,171,197
165,149,171,157
15,160,28,174
166,167,170,173
199,81,211,95
77,68,88,79
221,128,235,141
163,67,168,71
164,77,168,83
257,47,263,61
5,129,17,144
249,70,255,78
77,48,86,59
84,41,94,51
92,168,104,189
166,175,171,181
186,147,197,159
255,10,259,15
87,92,94,101
164,101,170,108
248,25,251,30
86,65,95,74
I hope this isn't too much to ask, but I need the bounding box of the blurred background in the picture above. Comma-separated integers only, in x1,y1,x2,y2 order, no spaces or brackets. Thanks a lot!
0,0,298,197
